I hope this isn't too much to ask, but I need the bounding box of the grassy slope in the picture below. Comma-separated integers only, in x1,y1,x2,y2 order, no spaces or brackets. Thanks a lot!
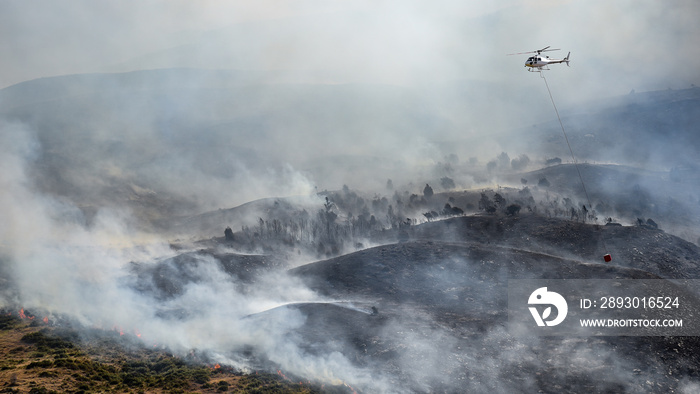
0,312,344,394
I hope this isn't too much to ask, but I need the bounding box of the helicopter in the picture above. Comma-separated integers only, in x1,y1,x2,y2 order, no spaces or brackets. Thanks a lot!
507,46,570,71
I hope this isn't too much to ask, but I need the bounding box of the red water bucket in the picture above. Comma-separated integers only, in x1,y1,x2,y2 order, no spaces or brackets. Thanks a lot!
603,254,612,262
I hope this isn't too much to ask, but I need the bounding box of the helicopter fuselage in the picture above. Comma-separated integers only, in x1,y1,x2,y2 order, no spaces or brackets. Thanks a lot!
525,52,570,69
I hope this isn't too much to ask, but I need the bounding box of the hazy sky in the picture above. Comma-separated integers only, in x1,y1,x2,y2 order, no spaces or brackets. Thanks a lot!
2,0,698,97
1,0,699,210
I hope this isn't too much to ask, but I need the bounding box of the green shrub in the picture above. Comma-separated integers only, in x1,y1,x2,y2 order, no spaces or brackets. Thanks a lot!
53,359,78,370
217,380,230,392
21,330,74,350
0,314,19,330
26,360,53,369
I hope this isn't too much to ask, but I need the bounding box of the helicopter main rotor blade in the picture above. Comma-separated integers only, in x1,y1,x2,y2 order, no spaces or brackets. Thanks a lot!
506,50,536,56
507,46,562,56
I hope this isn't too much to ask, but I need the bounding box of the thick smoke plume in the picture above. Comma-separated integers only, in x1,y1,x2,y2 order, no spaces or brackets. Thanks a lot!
0,120,380,388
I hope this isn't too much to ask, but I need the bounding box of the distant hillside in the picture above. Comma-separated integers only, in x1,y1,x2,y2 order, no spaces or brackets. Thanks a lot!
521,87,700,168
509,163,700,244
2,69,698,231
0,69,446,220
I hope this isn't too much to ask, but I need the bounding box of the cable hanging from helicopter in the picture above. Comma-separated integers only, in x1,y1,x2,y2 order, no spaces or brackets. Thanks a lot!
508,46,611,262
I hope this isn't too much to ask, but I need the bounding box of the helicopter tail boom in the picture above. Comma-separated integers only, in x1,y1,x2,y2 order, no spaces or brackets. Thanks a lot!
564,52,570,67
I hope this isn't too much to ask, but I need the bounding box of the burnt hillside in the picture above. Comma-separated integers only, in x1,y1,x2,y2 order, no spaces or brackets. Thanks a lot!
401,215,700,279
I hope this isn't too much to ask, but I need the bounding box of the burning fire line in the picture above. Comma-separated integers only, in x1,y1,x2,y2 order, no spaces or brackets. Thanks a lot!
277,370,290,381
278,370,356,393
112,325,125,336
12,307,54,325
110,325,147,341
10,306,357,393
345,382,358,394
8,308,56,326
277,370,307,386
11,307,163,350
18,308,34,320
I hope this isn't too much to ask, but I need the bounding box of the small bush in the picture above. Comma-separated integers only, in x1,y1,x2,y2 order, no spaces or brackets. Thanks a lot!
26,360,53,369
506,204,521,216
0,314,20,330
217,380,230,392
53,359,79,370
21,331,74,350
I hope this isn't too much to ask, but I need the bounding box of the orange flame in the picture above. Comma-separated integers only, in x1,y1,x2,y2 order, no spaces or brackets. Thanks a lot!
113,326,124,336
277,370,291,381
43,316,49,324
344,382,358,394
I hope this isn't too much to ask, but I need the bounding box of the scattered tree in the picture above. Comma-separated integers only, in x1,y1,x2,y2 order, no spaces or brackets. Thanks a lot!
478,193,498,214
320,197,338,240
646,218,658,229
486,160,497,172
445,153,459,165
493,193,506,209
442,203,464,216
506,204,521,216
423,211,439,221
423,184,434,199
497,152,510,169
570,207,579,221
511,154,531,171
478,193,493,212
637,218,659,229
224,227,234,241
440,176,456,190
